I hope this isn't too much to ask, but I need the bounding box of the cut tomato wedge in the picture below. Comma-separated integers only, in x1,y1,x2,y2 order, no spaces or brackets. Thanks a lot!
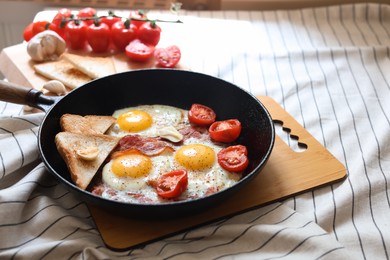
188,104,216,126
209,119,241,143
156,170,188,199
125,39,155,62
217,145,249,172
154,45,181,68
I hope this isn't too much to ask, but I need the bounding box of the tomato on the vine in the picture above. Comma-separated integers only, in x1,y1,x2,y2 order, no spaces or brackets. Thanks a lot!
209,119,242,143
154,45,181,68
217,145,249,173
129,10,147,28
87,20,110,53
77,7,96,25
32,21,50,35
188,104,216,126
52,8,72,27
111,19,138,51
100,11,122,28
156,170,188,199
125,39,155,62
137,21,161,46
65,20,88,50
23,22,35,41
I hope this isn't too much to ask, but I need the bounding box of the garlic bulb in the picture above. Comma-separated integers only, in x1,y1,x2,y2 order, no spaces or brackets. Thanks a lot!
42,80,66,95
27,30,66,62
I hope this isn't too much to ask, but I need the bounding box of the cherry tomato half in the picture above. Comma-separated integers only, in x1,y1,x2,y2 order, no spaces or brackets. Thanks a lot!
156,170,188,199
111,19,138,51
65,20,88,50
137,21,161,46
188,104,216,126
209,119,242,143
125,39,155,62
154,45,181,68
217,145,249,172
87,20,110,53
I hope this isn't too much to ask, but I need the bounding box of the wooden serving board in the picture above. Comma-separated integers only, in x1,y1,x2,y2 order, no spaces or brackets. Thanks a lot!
88,95,347,250
0,43,187,91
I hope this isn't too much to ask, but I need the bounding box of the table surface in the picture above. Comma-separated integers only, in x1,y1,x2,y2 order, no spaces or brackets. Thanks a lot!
1,3,390,259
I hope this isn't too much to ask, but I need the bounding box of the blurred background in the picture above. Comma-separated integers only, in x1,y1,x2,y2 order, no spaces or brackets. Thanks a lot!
1,0,389,51
0,0,388,78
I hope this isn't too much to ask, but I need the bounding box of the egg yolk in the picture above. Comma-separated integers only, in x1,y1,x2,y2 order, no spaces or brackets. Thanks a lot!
175,144,215,171
117,110,153,132
111,153,152,178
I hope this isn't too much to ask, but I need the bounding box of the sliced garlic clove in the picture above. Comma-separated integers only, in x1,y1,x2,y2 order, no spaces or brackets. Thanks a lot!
42,80,66,95
158,126,183,143
76,146,100,161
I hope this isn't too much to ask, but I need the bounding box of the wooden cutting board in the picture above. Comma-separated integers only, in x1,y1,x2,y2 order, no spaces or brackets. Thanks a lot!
0,43,187,91
88,95,347,250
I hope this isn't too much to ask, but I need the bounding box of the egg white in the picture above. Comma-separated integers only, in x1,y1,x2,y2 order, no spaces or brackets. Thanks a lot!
100,104,243,204
108,104,188,138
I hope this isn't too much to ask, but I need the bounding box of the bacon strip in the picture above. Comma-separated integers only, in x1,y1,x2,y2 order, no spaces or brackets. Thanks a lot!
114,134,174,156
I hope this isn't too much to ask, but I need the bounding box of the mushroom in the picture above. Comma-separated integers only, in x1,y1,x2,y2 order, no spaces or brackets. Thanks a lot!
42,80,67,95
27,30,66,62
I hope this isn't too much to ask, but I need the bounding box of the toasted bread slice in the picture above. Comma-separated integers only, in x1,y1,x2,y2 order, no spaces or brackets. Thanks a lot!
62,53,116,79
55,132,120,190
60,114,116,135
33,59,92,89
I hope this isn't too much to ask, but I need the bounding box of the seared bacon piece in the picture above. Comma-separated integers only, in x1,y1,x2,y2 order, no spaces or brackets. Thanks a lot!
113,134,174,156
179,126,209,141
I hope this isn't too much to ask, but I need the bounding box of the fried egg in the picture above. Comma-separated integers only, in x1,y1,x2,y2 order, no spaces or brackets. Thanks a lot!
108,105,188,138
97,104,243,204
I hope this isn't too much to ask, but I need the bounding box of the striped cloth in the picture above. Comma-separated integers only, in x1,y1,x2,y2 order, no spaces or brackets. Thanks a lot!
1,3,389,259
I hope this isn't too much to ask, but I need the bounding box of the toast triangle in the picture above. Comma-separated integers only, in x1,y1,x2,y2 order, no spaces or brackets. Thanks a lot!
33,59,92,89
62,53,116,79
60,114,116,135
55,132,120,190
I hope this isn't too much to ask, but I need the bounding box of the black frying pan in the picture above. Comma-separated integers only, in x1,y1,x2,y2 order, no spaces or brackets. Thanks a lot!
0,69,275,218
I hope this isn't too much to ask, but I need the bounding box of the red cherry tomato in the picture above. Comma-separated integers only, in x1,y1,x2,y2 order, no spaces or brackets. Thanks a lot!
87,20,110,53
137,21,161,46
65,20,88,50
209,119,242,143
156,170,188,199
32,21,50,35
48,23,66,40
111,19,138,51
217,145,249,172
100,11,122,28
52,8,72,27
125,39,155,62
188,104,216,126
77,7,96,25
23,22,34,41
129,10,147,28
154,45,181,68
51,7,72,39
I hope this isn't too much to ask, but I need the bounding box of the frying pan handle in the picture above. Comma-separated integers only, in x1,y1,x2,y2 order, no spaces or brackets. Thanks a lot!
0,79,61,112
